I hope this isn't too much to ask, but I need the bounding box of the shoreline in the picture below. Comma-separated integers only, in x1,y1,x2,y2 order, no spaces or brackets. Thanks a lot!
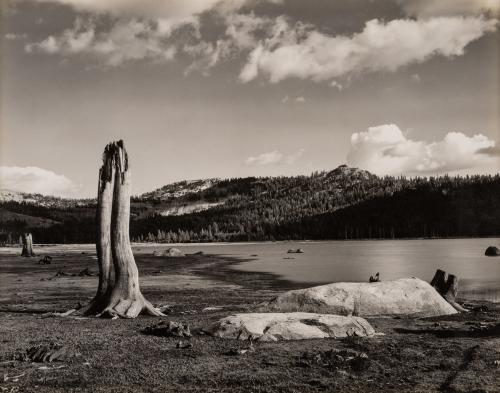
1,234,500,250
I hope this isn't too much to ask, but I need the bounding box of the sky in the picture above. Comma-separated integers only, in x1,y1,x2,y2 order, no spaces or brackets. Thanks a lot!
1,0,499,197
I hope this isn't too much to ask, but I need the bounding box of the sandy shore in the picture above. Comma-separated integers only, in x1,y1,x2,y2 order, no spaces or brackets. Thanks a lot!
0,247,499,392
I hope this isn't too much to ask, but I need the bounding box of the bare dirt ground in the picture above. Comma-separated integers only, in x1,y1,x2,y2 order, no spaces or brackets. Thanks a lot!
0,245,499,393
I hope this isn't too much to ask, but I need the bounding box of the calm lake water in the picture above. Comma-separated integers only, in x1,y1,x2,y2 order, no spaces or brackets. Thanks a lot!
146,238,500,302
3,239,499,302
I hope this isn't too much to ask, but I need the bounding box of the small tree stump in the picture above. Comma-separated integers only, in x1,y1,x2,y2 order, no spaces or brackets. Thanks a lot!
21,233,35,257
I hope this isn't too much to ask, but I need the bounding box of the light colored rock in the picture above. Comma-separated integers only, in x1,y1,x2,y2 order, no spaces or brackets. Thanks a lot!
204,312,375,341
153,248,185,257
263,278,457,317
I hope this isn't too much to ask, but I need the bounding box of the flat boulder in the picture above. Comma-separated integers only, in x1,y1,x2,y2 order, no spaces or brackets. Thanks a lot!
485,246,500,256
204,312,375,341
263,278,457,317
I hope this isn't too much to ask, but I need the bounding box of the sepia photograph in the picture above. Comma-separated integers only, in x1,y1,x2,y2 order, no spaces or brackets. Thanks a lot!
1,0,499,392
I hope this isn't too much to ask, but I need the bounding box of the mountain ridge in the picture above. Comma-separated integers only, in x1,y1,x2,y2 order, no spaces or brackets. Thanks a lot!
1,165,499,244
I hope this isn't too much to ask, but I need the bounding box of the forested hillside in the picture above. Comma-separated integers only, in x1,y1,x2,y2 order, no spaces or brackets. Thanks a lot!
1,166,499,244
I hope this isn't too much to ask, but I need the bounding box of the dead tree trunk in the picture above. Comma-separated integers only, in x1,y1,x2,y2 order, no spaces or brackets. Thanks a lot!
21,233,35,257
85,140,163,318
430,269,468,312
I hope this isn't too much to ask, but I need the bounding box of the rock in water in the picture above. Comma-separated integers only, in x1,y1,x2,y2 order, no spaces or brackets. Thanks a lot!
204,312,375,341
485,246,500,256
153,248,185,257
263,278,457,317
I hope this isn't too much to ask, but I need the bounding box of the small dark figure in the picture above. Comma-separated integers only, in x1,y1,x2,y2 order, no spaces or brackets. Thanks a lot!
38,255,52,265
369,272,380,283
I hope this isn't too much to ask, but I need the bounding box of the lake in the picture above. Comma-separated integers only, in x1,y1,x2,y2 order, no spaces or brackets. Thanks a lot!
4,238,499,302
145,238,500,302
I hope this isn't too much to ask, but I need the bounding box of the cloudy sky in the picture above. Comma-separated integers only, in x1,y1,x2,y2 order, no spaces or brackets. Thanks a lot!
1,0,499,197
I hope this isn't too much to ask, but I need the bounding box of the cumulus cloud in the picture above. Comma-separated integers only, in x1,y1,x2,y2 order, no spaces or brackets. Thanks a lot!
346,124,498,176
245,148,304,166
400,0,500,17
239,16,497,84
25,1,277,68
23,1,498,81
0,166,81,197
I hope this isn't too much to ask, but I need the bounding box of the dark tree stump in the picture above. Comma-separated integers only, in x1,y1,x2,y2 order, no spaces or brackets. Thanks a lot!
430,269,467,312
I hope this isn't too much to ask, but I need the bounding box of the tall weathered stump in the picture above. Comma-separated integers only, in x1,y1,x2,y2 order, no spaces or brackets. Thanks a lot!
85,140,163,318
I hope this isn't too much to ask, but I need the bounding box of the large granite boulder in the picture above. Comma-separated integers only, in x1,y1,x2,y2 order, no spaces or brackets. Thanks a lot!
204,312,375,341
263,278,457,317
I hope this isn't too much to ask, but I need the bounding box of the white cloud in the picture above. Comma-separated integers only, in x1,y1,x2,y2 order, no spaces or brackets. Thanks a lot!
239,16,497,84
245,150,283,165
5,33,27,40
245,148,305,166
23,1,498,82
25,1,276,68
26,18,178,66
0,166,81,197
346,124,498,176
183,39,231,75
330,80,343,91
295,96,306,103
400,0,500,17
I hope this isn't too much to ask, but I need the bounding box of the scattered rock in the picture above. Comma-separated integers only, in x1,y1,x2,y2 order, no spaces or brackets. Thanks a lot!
485,246,500,256
176,340,192,349
193,251,204,255
153,248,185,257
3,372,26,382
40,309,77,318
287,248,304,254
263,278,457,317
143,321,192,338
297,349,370,372
224,346,254,356
55,270,69,277
157,305,173,314
202,306,223,312
21,343,68,363
38,255,52,265
78,267,95,277
204,312,375,341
